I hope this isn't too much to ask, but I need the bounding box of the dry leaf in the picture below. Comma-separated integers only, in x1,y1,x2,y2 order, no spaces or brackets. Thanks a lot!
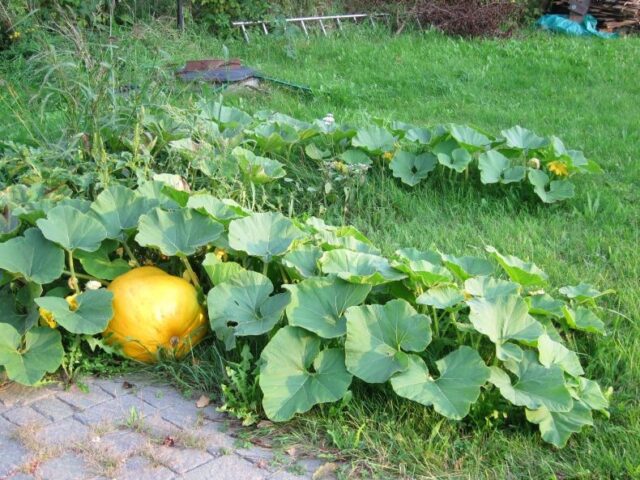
256,459,268,469
122,381,135,389
196,395,211,408
257,420,274,429
285,446,297,457
163,436,175,447
312,462,338,480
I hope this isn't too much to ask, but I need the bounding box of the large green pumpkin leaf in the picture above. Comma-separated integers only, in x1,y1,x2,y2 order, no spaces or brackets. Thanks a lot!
35,289,114,335
558,283,608,302
467,294,544,361
202,253,244,285
537,333,584,377
135,207,223,257
489,352,573,412
440,254,494,280
0,211,20,241
486,246,548,287
199,101,252,128
389,151,437,186
282,245,323,279
417,286,464,310
527,294,564,318
391,347,490,420
37,205,107,252
351,125,395,154
345,299,431,383
229,212,303,263
448,124,492,150
187,194,249,224
562,306,606,335
0,228,64,284
259,326,352,422
392,251,451,286
90,185,151,239
284,276,371,338
478,150,526,184
577,377,609,414
75,242,131,281
526,400,592,448
0,324,64,386
464,276,520,299
339,149,372,166
207,270,289,350
233,147,286,184
528,170,575,203
501,126,548,150
437,148,473,173
320,249,406,286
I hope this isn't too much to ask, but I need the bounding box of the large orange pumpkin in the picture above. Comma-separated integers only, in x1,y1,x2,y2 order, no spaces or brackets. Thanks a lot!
103,267,207,363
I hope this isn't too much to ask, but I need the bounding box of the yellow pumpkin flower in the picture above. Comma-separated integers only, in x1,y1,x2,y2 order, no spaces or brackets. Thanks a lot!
214,248,228,262
547,161,569,177
382,151,394,162
39,294,79,329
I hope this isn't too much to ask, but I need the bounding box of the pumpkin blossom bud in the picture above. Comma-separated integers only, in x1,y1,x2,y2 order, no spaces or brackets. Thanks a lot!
382,151,394,162
39,308,57,329
528,157,541,169
85,280,102,290
214,248,228,262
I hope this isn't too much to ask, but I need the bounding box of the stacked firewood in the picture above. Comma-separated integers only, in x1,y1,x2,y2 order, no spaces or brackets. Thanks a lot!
551,0,640,32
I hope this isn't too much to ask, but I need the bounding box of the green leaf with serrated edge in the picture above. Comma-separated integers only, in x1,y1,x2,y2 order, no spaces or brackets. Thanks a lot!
90,185,152,239
0,211,20,240
486,246,548,287
392,257,452,286
467,294,544,360
351,125,395,154
233,147,286,184
201,254,244,286
527,294,564,318
135,208,223,257
35,289,114,335
396,248,441,265
0,290,25,332
501,126,548,150
405,127,431,144
207,270,289,350
228,212,303,264
198,101,252,128
137,181,179,210
0,324,64,386
75,243,131,281
314,229,380,255
282,245,323,279
478,150,509,184
187,195,248,224
440,254,494,280
448,124,492,150
489,352,573,412
559,283,610,301
391,347,490,420
259,326,352,422
339,149,372,166
526,400,592,448
0,228,64,284
159,184,190,208
577,377,609,414
537,333,584,377
389,151,437,186
320,249,406,286
528,170,575,203
36,205,107,252
464,276,520,299
417,286,464,310
437,148,472,173
562,306,606,335
345,299,431,383
284,276,371,339
477,150,526,185
304,143,330,160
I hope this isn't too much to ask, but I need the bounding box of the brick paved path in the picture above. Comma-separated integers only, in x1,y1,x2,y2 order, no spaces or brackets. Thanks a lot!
0,377,337,480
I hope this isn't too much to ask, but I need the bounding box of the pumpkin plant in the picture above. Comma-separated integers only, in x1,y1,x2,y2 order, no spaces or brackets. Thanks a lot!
0,179,612,448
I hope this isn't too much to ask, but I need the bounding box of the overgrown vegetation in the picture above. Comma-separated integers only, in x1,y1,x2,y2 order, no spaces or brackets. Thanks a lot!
1,14,639,480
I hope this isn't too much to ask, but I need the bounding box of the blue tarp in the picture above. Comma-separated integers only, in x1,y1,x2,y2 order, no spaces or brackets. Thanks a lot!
537,14,618,38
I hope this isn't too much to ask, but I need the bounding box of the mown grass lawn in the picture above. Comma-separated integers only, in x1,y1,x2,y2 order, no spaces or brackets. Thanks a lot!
2,24,639,478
